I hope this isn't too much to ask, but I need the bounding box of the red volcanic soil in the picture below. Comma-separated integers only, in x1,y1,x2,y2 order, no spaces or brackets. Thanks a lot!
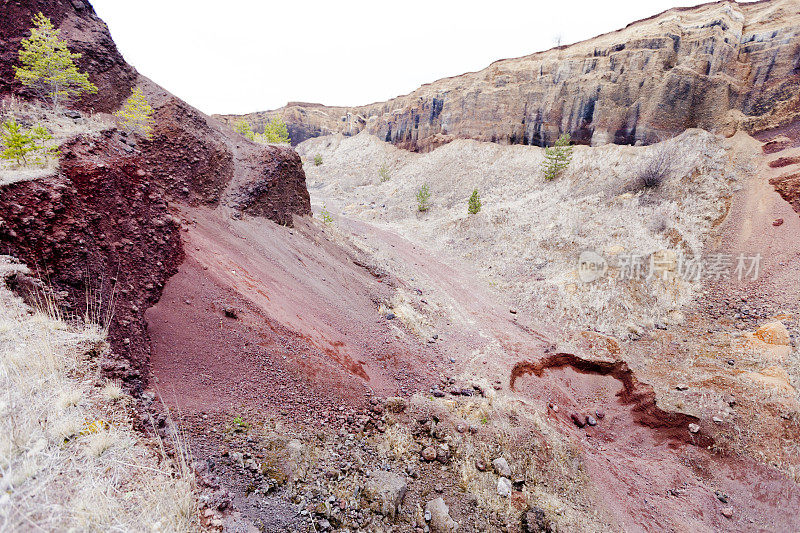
511,354,800,532
0,133,183,390
145,208,440,416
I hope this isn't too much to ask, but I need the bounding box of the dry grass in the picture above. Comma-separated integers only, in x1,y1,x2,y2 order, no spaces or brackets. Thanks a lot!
0,97,113,186
0,258,199,532
410,391,615,531
299,129,740,337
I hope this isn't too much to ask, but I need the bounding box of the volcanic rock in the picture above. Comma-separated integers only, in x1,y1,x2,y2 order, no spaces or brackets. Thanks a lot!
226,1,800,150
363,471,407,518
425,498,458,533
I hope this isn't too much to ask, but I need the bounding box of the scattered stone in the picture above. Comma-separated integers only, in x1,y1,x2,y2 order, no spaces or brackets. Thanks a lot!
570,412,586,428
492,457,511,477
522,506,553,533
712,416,724,424
425,498,458,532
64,109,81,119
721,507,734,519
497,477,512,497
475,458,487,472
434,483,444,493
421,446,437,462
755,321,790,346
363,471,407,518
773,218,784,226
436,444,450,464
688,423,700,434
456,422,467,433
586,415,597,426
675,384,689,391
223,307,238,319
715,490,729,504
595,410,605,419
510,309,517,314
432,388,445,398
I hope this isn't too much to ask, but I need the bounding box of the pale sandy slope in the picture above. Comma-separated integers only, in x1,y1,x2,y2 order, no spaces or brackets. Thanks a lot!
298,129,744,338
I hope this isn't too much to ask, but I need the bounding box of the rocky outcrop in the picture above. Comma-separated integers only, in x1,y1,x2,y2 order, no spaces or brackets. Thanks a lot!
0,0,312,391
225,0,800,150
0,133,184,391
0,0,137,113
141,95,236,206
222,143,311,225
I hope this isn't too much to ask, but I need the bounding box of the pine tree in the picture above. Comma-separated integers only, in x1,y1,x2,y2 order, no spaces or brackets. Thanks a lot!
255,115,290,144
416,184,431,212
1,119,53,167
234,119,255,141
542,133,573,180
14,13,97,109
467,188,481,214
378,165,390,182
114,87,154,138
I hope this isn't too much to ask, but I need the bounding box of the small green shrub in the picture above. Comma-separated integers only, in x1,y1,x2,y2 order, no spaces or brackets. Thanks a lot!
114,87,154,138
416,184,431,212
313,154,323,166
542,133,573,180
231,416,249,431
320,203,334,224
467,188,481,214
234,119,255,141
1,119,53,166
378,165,390,182
254,115,290,144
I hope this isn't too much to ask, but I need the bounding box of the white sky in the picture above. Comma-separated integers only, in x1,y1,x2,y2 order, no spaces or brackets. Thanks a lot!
91,0,734,115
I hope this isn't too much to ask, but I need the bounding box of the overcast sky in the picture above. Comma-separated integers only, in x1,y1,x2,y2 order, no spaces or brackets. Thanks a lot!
91,0,733,115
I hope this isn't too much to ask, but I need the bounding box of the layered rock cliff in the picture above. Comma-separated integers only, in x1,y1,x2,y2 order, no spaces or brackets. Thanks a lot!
224,0,800,150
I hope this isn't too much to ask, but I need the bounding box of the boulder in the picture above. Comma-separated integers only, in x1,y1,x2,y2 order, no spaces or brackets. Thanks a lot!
497,477,512,497
492,457,512,477
522,506,554,533
754,321,790,346
363,471,407,518
425,498,458,533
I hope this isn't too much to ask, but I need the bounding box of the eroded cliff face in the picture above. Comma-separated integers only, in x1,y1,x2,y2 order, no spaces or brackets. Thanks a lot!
0,133,184,392
225,0,800,150
0,0,311,389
